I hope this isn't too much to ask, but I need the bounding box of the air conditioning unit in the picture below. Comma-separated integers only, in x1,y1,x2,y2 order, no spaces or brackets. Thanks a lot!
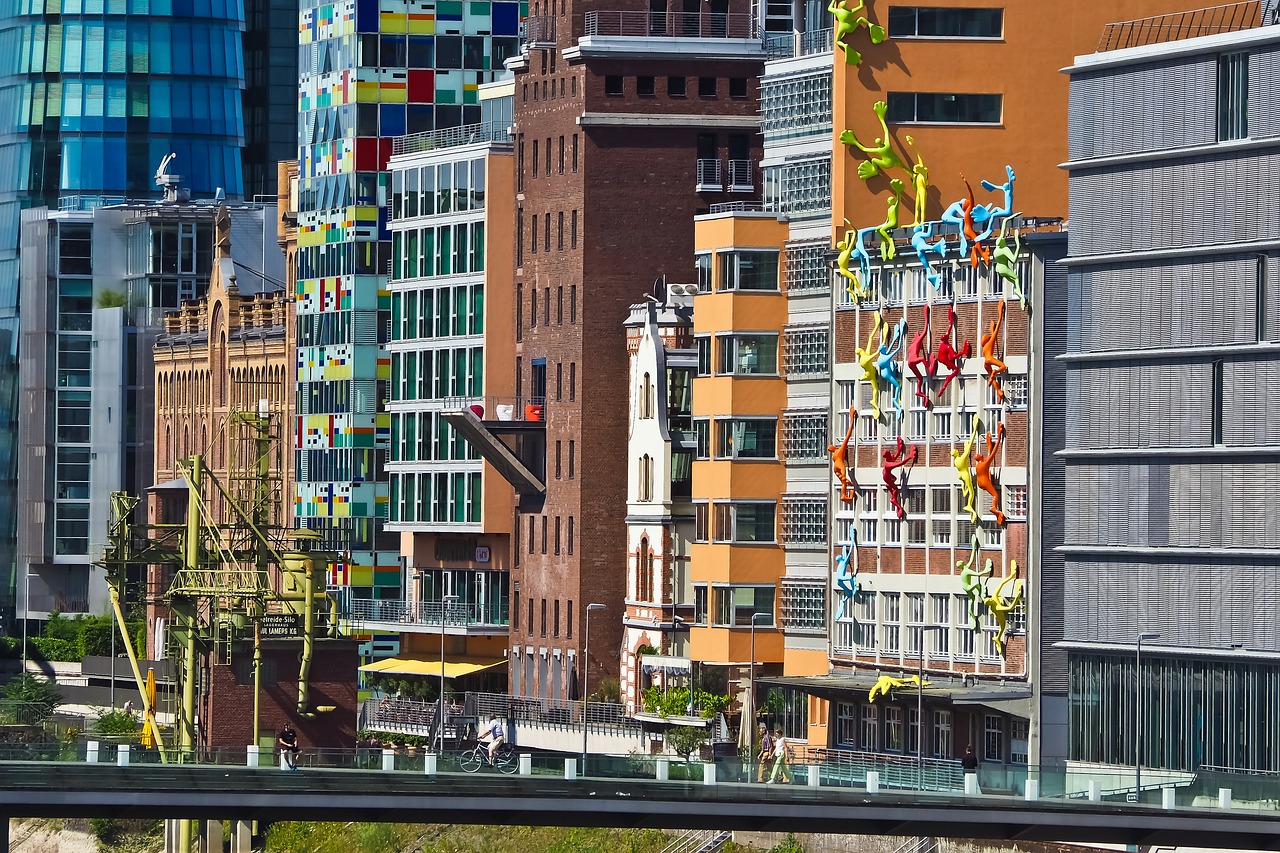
666,282,697,306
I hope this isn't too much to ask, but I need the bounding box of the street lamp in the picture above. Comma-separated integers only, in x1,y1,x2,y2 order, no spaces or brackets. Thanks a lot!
582,603,606,775
1135,632,1161,799
437,593,459,753
748,612,771,732
917,625,948,790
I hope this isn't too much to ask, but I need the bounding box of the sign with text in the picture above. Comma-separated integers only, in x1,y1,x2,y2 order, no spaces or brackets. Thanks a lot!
260,614,302,639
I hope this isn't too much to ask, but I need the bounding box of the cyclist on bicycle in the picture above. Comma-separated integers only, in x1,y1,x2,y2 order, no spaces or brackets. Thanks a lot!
479,715,506,765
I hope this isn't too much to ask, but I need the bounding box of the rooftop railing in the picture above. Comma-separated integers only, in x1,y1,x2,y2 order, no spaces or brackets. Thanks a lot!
584,10,760,39
1097,1,1264,51
347,598,509,629
393,121,511,156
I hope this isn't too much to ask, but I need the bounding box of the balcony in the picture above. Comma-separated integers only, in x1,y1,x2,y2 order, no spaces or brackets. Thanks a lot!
584,10,759,39
728,159,754,192
523,15,557,47
347,598,509,634
392,121,511,157
1097,1,1265,51
696,159,723,192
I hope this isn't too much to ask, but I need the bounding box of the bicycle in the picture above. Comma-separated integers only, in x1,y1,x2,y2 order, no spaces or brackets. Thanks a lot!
459,740,518,774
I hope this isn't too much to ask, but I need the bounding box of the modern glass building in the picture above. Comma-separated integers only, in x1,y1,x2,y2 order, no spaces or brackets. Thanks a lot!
0,0,267,623
293,0,521,630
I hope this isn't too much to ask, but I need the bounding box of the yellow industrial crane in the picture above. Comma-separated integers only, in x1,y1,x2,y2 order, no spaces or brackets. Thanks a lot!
96,406,339,764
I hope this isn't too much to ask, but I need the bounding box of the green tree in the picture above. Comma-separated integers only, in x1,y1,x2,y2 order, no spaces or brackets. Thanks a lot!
93,709,140,736
96,289,128,309
1,674,64,723
664,725,708,762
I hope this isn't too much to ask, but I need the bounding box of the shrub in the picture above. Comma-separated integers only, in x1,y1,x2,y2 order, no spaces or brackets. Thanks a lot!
94,709,140,736
665,725,708,761
1,674,64,723
31,637,78,662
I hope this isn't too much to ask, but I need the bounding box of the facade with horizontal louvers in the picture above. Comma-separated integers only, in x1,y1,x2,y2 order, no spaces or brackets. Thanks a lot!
1062,23,1280,773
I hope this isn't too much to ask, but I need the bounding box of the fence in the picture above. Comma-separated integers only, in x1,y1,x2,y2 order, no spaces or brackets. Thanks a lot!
1097,1,1261,50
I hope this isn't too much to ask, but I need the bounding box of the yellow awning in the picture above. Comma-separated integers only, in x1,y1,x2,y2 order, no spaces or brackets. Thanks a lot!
358,656,506,678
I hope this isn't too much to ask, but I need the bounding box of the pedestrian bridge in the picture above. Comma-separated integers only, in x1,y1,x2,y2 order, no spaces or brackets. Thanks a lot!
2,751,1280,852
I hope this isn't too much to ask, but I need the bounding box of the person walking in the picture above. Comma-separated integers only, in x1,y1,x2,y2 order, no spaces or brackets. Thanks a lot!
755,723,774,783
768,727,791,784
961,744,979,771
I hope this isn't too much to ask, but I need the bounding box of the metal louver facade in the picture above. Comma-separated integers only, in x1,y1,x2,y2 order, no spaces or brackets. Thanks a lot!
1063,30,1280,773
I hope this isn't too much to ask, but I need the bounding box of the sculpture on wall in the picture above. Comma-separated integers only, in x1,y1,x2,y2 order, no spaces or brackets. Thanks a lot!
829,0,886,67
957,535,989,631
982,560,1025,657
876,317,907,419
952,418,981,524
962,179,991,268
981,299,1007,404
828,403,859,504
876,179,905,261
869,674,929,703
836,219,868,303
911,221,948,290
976,166,1017,244
840,101,905,181
833,541,860,620
974,422,1005,526
904,135,929,225
993,219,1025,310
934,305,970,397
907,305,936,406
882,436,918,520
856,312,886,420
938,165,1016,260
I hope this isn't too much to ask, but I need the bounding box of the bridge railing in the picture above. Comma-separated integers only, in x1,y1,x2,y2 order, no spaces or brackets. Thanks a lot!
472,691,643,734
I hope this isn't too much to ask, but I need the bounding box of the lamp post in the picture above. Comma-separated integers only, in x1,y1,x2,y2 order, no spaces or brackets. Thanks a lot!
20,573,34,675
437,593,459,752
1134,631,1161,799
917,625,948,791
748,612,770,731
582,603,606,775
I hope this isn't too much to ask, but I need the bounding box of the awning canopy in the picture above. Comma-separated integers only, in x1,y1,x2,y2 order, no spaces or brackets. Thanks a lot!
757,672,1033,714
359,656,506,678
640,654,692,675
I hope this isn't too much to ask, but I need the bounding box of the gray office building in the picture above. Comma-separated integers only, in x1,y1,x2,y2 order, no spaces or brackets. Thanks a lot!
1060,11,1280,772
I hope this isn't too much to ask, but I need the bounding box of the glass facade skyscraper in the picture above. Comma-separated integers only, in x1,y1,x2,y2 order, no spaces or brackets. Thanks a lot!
0,0,296,623
294,0,520,618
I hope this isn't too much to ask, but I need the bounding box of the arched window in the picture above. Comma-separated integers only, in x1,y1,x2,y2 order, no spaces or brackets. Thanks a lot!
641,372,654,419
638,537,654,602
638,454,653,501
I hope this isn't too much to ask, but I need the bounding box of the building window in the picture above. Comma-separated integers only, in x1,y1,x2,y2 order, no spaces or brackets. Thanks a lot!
568,440,575,478
1004,373,1028,409
761,72,833,144
571,210,578,248
716,333,779,375
693,584,708,624
699,77,717,97
712,584,775,626
887,6,1003,38
860,705,880,751
669,76,687,97
782,240,831,293
984,715,1004,762
779,581,825,633
729,77,748,98
557,212,564,249
695,335,712,376
540,598,547,637
779,496,827,547
886,92,1002,123
782,325,829,378
763,155,832,216
696,253,713,291
605,75,623,96
567,599,573,637
572,134,579,172
1009,719,1029,764
885,706,904,752
781,410,827,461
880,592,901,653
558,136,565,174
637,536,654,601
638,454,653,501
718,250,779,291
712,501,776,543
934,710,953,758
1005,484,1027,519
570,284,577,323
715,418,777,459
693,418,710,459
1217,51,1249,141
694,502,709,543
637,75,655,96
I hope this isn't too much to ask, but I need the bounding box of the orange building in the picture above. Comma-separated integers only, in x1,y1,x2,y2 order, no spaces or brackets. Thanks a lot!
818,0,1188,771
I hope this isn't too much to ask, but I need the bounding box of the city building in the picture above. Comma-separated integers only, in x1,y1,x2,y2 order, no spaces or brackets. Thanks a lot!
293,0,523,628
0,0,297,623
16,197,282,632
620,284,696,712
725,0,1187,768
364,79,515,686
1060,5,1280,773
480,0,771,703
149,206,294,657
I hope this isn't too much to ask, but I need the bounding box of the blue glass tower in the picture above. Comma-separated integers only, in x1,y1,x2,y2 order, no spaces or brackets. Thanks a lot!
0,0,254,621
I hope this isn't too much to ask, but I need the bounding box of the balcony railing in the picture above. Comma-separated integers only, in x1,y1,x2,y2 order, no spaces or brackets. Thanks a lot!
1097,1,1263,51
727,159,754,192
523,14,557,47
472,692,643,734
707,201,766,214
430,394,548,423
584,10,760,39
347,598,509,629
799,27,834,55
392,121,511,156
696,159,723,191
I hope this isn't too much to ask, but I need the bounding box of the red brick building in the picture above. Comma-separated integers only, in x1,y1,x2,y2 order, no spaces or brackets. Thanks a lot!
499,1,769,700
